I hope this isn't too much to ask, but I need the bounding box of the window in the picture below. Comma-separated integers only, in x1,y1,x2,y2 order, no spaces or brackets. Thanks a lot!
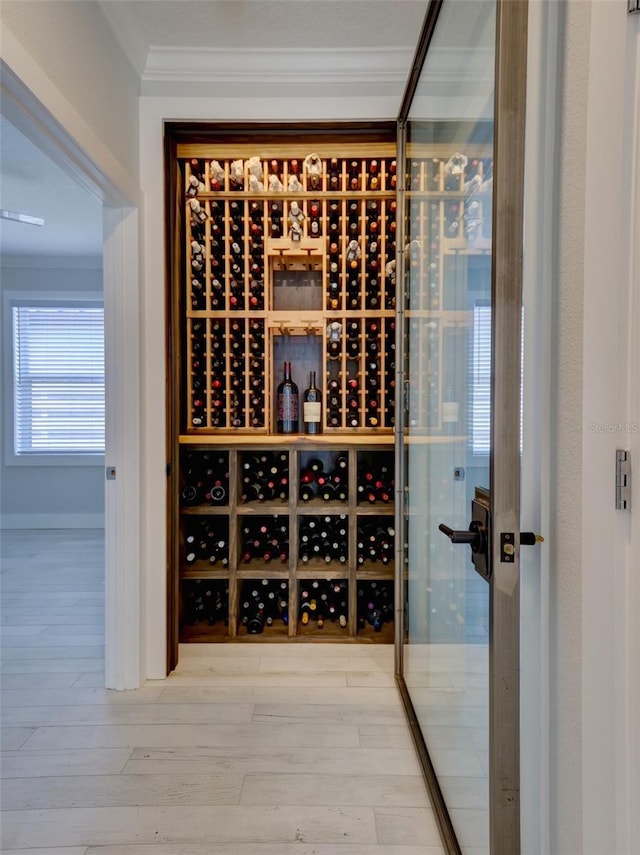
470,302,524,456
471,302,492,455
7,295,104,462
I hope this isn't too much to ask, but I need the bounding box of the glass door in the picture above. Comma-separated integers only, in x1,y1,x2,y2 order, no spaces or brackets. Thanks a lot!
395,2,530,853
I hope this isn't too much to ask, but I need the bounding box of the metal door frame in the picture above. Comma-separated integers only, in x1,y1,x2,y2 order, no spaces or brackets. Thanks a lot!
395,1,529,852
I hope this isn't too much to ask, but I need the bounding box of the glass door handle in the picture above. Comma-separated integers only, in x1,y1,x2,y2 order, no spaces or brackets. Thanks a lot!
438,521,487,553
440,490,492,580
439,524,543,549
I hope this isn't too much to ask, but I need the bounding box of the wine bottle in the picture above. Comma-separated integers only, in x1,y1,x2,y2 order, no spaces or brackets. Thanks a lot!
270,202,283,237
276,361,299,433
347,199,359,231
320,482,335,502
309,201,321,237
368,159,379,190
349,160,361,191
327,339,341,360
303,371,322,435
328,158,341,191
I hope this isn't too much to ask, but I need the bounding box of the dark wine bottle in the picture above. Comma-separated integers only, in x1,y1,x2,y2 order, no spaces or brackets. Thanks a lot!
276,361,299,433
303,371,322,435
309,201,321,237
328,158,341,190
349,160,361,191
299,484,315,502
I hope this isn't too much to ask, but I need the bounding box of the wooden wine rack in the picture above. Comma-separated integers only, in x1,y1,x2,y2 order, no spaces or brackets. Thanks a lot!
179,142,397,435
177,440,395,643
167,127,398,651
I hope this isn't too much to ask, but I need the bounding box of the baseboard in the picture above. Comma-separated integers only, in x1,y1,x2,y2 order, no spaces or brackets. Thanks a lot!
0,513,105,529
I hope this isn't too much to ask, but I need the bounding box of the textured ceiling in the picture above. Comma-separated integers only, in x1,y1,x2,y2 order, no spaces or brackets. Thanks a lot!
100,0,426,50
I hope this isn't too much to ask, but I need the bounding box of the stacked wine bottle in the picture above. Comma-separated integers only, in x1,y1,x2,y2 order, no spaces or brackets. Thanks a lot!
357,582,393,633
357,519,394,567
184,518,229,569
240,451,289,503
299,515,349,566
240,517,289,565
324,315,395,430
298,454,348,503
240,580,289,634
357,453,395,505
180,450,229,506
183,580,229,628
299,580,349,631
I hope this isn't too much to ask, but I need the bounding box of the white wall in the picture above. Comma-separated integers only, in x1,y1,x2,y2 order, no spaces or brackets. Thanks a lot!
548,3,588,851
550,3,639,854
0,257,105,529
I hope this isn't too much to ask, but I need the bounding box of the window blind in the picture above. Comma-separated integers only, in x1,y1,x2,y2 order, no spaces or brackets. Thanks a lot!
471,303,492,455
470,302,524,456
12,305,105,455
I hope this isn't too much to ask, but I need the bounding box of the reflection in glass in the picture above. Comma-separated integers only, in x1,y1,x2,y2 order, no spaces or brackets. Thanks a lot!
403,1,496,851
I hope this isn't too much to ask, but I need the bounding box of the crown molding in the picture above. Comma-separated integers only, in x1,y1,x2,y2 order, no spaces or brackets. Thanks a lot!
139,44,492,100
143,45,412,86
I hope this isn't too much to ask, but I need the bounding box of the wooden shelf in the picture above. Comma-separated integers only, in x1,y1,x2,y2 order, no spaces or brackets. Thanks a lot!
236,502,290,515
236,565,290,579
180,566,230,580
296,564,349,579
356,503,395,515
179,434,394,447
180,505,230,516
356,565,395,580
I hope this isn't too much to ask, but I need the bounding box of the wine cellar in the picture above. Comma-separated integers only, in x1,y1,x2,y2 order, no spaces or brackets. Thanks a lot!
166,123,493,653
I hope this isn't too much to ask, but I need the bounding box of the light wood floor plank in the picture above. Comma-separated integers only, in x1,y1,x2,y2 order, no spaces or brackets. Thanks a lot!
0,748,133,778
0,702,255,727
0,687,165,708
0,773,242,809
0,805,378,848
22,721,360,750
121,745,423,778
239,772,428,807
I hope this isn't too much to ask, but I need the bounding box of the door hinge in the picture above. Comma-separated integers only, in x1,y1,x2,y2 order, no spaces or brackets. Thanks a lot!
166,463,172,477
616,449,632,510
